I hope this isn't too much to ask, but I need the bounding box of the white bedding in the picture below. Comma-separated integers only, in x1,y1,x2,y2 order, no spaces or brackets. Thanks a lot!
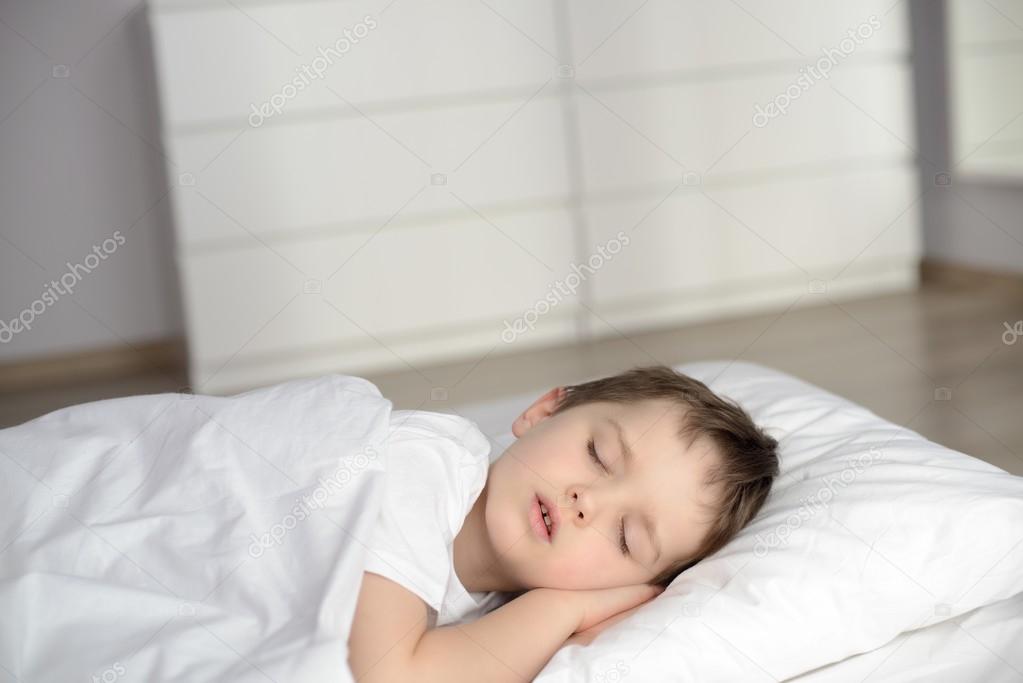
0,374,393,683
788,589,1023,682
3,362,1021,682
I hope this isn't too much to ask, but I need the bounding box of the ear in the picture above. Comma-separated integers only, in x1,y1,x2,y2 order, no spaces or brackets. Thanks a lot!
511,386,566,438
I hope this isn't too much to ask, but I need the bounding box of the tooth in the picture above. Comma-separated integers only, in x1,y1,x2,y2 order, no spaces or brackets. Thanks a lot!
539,501,552,534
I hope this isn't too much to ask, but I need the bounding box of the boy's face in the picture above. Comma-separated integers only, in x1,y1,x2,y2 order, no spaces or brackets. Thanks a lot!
482,389,722,590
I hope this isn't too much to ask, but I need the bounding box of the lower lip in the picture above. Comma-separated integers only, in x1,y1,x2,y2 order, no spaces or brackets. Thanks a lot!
530,496,551,543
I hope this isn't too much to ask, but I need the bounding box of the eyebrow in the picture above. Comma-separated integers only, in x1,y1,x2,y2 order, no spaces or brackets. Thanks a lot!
604,416,662,565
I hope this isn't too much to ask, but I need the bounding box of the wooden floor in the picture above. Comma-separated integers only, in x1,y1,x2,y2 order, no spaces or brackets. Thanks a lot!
2,273,1022,475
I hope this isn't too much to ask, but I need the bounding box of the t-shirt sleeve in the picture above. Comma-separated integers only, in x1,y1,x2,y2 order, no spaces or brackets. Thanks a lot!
362,411,491,612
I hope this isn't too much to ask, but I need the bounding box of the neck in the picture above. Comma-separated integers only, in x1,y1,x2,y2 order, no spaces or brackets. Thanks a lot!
453,481,521,594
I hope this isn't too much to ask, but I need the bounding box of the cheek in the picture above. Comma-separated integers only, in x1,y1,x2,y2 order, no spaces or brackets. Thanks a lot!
547,537,624,587
485,479,523,546
548,552,589,580
493,445,544,485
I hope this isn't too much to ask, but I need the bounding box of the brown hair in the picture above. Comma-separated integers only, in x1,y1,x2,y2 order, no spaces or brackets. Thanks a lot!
550,364,779,587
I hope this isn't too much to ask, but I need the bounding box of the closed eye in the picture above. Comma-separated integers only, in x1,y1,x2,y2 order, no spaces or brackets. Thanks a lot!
587,438,607,472
587,438,630,556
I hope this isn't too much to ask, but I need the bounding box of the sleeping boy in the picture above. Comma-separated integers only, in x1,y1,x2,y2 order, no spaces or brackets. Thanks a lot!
348,364,779,682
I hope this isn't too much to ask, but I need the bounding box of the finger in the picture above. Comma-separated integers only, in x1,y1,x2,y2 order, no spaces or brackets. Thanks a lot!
579,585,662,632
594,584,662,621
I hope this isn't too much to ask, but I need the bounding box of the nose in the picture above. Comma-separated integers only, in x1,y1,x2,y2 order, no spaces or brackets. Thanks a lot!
565,486,595,525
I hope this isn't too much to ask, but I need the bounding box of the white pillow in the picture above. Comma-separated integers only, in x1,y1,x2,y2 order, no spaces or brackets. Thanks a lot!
463,361,1023,682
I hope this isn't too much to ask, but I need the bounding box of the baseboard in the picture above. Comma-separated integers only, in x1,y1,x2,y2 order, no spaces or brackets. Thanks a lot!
921,259,1023,290
5,261,1013,395
0,338,187,394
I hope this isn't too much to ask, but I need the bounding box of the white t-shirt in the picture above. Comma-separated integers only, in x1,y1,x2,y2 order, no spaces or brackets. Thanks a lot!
363,408,510,627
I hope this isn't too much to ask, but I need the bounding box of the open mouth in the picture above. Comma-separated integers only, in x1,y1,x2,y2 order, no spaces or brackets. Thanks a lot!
531,493,559,543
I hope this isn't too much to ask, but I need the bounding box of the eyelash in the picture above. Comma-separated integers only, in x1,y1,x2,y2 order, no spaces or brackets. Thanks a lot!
586,438,630,557
586,438,605,471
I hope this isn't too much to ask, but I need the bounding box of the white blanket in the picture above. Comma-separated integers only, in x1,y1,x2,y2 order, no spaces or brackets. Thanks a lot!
0,374,392,683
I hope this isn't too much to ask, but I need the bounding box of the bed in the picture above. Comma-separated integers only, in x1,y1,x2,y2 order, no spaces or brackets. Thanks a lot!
1,361,1021,681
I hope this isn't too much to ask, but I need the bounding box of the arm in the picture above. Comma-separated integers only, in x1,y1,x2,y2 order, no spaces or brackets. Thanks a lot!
348,571,661,683
347,572,428,683
412,584,578,683
564,602,646,647
348,571,578,683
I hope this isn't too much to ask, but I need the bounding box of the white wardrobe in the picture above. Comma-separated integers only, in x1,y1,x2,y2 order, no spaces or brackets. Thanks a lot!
148,0,921,394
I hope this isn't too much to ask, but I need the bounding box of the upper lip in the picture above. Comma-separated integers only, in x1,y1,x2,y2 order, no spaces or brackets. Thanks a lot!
537,493,560,541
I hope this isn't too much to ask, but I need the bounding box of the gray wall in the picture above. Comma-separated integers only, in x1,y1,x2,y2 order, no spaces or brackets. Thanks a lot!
910,0,1023,275
0,0,182,362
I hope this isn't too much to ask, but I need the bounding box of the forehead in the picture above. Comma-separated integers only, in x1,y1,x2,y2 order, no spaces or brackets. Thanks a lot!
605,398,686,439
609,398,716,462
592,398,697,451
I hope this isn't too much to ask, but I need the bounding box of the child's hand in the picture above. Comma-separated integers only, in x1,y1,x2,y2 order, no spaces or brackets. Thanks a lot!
565,602,648,647
561,583,664,633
